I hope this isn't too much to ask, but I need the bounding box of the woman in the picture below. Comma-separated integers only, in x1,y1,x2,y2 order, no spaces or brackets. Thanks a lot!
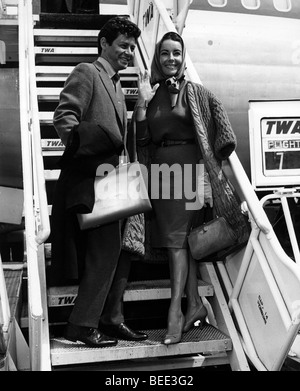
135,31,209,345
134,31,248,346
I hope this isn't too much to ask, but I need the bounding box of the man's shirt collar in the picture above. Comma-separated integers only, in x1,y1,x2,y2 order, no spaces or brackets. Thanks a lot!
97,56,117,79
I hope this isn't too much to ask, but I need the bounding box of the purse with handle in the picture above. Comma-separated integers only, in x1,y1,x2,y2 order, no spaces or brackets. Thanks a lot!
188,215,237,261
77,118,152,230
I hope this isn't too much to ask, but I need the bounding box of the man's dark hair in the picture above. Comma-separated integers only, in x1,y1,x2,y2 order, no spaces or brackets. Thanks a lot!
98,17,141,54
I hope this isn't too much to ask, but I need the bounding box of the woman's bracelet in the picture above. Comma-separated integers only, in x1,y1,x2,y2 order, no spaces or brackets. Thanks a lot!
136,100,148,109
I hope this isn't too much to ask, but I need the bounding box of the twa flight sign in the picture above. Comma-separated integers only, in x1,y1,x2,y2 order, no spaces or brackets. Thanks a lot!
249,100,300,189
262,118,300,171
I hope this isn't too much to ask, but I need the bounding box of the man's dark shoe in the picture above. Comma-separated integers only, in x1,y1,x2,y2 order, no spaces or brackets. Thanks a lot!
64,323,118,348
99,322,148,341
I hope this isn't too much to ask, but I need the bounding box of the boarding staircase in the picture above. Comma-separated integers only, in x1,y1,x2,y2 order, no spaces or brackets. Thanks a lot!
16,0,300,371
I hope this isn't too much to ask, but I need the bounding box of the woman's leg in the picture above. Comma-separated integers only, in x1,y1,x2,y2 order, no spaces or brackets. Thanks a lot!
183,254,207,332
185,254,202,314
164,248,188,343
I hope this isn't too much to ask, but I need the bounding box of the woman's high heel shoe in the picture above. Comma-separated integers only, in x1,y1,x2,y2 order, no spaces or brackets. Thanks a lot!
163,315,185,345
163,331,182,345
183,305,208,333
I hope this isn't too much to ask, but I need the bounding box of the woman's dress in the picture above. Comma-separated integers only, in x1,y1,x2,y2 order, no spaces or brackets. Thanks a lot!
140,81,202,249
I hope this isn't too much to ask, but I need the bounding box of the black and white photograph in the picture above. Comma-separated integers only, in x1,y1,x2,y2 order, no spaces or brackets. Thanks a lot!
0,0,300,378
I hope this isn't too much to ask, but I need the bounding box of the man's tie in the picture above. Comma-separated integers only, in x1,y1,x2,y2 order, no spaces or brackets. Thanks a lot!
112,73,125,127
112,73,123,101
112,73,120,92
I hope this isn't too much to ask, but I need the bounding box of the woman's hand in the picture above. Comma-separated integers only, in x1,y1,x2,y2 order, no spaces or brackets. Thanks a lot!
137,70,159,106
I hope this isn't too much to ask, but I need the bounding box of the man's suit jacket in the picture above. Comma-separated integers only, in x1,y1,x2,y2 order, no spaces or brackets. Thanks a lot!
53,60,127,211
50,60,127,283
54,60,126,148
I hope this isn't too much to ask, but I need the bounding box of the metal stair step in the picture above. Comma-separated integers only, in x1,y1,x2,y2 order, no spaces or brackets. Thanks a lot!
41,138,64,150
58,352,230,371
44,170,61,181
35,65,139,75
39,111,133,124
37,13,118,30
37,87,138,100
34,46,98,55
48,279,214,307
50,324,232,367
34,28,99,38
35,65,139,82
38,111,55,124
22,279,213,327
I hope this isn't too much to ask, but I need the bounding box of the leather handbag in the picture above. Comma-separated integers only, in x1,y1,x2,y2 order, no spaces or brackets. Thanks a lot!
77,158,151,230
188,216,237,261
77,119,151,230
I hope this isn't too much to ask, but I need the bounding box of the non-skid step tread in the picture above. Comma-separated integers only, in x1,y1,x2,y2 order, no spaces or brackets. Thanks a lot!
50,324,231,366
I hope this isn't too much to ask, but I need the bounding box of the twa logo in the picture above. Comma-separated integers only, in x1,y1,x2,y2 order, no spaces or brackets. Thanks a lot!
124,88,138,95
42,139,64,150
55,296,76,306
41,47,55,53
263,119,300,136
46,140,63,147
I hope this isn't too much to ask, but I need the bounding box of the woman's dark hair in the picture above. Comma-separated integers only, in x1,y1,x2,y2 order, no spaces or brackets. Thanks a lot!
98,17,141,54
159,31,184,51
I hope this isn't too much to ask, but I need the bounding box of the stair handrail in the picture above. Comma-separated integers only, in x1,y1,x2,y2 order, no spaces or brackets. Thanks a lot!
18,0,49,371
26,1,50,246
227,152,272,235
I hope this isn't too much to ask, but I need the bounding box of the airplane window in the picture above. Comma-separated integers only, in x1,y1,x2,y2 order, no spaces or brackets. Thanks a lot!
208,0,227,7
241,0,260,9
273,0,291,12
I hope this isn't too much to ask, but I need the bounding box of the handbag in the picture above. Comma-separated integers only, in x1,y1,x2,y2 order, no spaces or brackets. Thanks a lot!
188,216,237,261
77,159,151,230
77,119,152,230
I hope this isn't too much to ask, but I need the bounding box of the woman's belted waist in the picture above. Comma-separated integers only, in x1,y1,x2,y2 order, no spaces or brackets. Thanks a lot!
158,139,196,147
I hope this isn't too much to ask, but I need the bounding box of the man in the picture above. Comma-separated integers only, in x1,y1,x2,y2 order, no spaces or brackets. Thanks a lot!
50,17,147,347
